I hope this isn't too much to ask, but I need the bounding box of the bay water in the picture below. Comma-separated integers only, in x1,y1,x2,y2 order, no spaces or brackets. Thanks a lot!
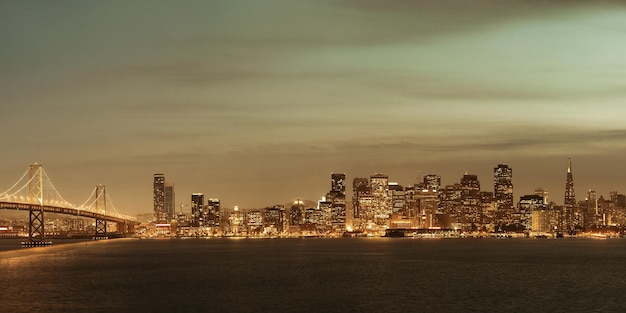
1,237,625,312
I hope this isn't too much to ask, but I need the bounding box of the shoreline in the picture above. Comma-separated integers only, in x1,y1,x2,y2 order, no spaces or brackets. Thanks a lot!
0,237,137,257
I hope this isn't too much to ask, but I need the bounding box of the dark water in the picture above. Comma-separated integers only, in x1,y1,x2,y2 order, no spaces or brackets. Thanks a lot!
1,238,625,313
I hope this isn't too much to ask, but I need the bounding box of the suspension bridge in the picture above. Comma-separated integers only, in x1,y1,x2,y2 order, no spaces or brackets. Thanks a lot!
0,163,138,246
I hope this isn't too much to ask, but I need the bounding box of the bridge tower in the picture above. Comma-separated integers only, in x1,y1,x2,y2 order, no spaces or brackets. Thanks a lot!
94,184,108,240
24,163,51,246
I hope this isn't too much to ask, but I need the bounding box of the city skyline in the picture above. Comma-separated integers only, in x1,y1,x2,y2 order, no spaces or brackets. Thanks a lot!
2,1,626,214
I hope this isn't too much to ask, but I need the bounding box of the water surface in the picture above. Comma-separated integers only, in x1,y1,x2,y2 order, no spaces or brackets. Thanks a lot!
1,238,624,312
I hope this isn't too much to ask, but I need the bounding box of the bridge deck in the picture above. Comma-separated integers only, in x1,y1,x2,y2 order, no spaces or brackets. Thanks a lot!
0,201,136,225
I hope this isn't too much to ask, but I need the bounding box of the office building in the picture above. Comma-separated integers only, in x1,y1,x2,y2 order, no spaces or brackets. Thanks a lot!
153,173,166,223
164,182,175,222
494,164,513,211
191,193,205,227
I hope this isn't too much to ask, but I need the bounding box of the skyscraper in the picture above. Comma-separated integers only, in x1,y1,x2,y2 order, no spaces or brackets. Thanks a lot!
534,187,549,204
153,173,166,223
289,199,305,228
164,182,175,222
494,164,513,211
331,173,346,197
460,173,481,231
370,173,391,226
328,173,346,232
191,193,205,227
207,198,221,229
352,177,369,220
424,174,441,191
388,183,405,215
563,158,576,231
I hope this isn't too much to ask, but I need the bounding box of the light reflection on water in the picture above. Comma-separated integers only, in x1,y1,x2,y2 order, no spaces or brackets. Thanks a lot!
1,238,625,313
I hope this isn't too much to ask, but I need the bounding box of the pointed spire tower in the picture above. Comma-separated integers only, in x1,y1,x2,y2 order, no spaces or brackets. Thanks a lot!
563,157,576,231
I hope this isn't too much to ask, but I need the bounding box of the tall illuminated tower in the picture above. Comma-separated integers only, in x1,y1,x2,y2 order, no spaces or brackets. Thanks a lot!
191,193,205,226
153,174,166,223
164,182,175,222
331,173,346,197
494,164,513,211
352,177,369,220
563,158,576,231
328,173,346,231
370,173,390,226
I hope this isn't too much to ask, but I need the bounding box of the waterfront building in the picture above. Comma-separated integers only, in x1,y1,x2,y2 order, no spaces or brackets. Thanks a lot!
289,199,305,230
263,205,286,235
531,210,551,233
228,206,244,236
246,210,263,235
494,164,513,212
519,195,547,230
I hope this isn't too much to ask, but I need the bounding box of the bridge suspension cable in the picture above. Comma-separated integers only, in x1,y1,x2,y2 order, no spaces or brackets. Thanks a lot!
77,187,98,210
0,170,39,201
42,169,74,207
0,169,29,198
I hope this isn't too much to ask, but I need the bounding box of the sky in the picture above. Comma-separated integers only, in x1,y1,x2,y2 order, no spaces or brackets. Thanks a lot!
2,0,626,215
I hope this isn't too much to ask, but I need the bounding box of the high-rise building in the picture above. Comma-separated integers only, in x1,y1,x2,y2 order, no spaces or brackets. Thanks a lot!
424,174,441,191
460,173,481,231
352,177,370,221
153,174,166,223
370,174,391,227
191,193,205,227
582,190,599,228
328,173,347,232
228,206,244,236
263,205,286,234
494,164,513,211
534,188,549,204
440,183,462,229
164,182,175,222
331,173,346,197
520,194,550,233
289,199,305,228
519,195,546,230
563,158,576,231
388,183,405,215
206,198,221,229
246,210,264,235
414,188,439,228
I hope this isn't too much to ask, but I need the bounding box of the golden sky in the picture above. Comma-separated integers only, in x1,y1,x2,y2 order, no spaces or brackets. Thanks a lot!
2,1,626,213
